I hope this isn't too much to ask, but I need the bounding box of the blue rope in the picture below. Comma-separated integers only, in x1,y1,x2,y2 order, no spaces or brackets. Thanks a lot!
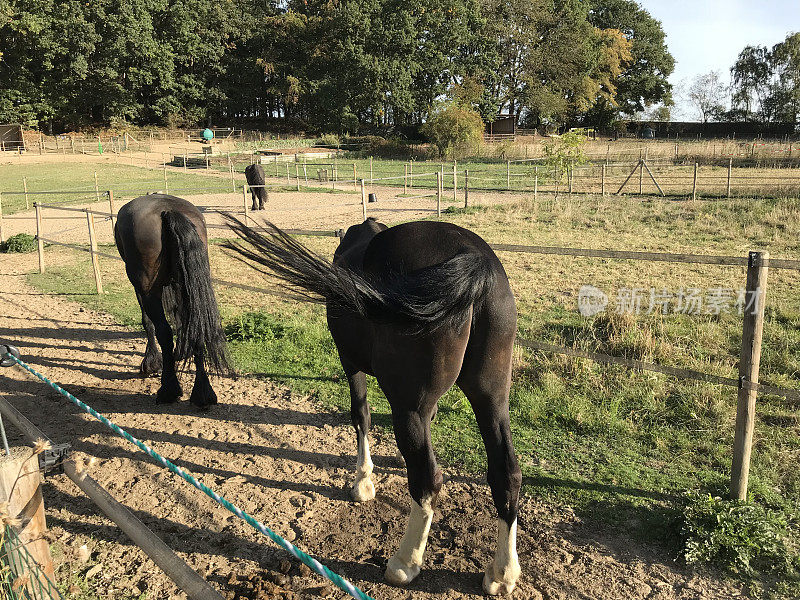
4,352,374,600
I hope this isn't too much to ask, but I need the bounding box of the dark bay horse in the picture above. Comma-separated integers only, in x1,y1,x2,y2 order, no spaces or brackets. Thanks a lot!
226,217,521,595
244,164,267,210
115,194,229,407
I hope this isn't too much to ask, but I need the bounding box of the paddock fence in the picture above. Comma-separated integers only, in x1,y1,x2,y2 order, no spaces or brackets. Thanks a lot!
21,200,800,505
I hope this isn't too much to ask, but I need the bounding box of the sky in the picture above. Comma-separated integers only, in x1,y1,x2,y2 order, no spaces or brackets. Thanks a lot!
638,1,800,119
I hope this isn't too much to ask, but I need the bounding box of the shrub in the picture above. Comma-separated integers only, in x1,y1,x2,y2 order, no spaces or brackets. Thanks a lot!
318,133,341,147
681,491,800,582
225,312,289,342
1,233,36,253
422,102,484,159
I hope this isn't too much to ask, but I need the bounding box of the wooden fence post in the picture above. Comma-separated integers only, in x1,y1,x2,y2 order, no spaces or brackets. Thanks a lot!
107,190,116,232
242,184,250,226
23,177,29,211
692,162,698,201
360,179,367,221
464,169,469,208
404,164,408,194
303,161,308,185
353,163,357,191
436,171,442,218
601,164,606,196
727,158,733,198
409,161,413,189
163,158,169,194
0,447,56,584
35,203,44,273
86,210,103,294
369,156,373,184
730,250,769,500
94,171,101,204
296,163,301,191
506,160,511,190
286,163,290,184
0,192,4,244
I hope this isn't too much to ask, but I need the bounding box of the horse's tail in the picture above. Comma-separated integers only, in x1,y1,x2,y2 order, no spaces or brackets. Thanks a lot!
224,217,495,333
161,210,230,374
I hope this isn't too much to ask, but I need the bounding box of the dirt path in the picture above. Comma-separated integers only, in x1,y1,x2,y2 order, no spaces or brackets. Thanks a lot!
0,249,748,599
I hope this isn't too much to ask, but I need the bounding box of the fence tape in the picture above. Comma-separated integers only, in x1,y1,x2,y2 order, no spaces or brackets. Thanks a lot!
2,352,375,600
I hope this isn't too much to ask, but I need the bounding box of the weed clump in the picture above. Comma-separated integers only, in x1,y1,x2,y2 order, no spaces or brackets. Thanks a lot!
0,233,36,253
681,491,800,594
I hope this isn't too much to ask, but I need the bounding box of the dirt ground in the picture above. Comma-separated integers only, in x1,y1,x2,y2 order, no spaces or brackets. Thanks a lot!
0,158,750,600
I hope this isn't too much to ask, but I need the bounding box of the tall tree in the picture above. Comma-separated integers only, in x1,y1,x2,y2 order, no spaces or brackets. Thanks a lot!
587,0,674,125
688,71,727,123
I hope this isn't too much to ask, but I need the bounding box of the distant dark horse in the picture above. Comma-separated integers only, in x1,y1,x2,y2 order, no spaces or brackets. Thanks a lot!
244,164,267,210
226,217,521,595
115,194,229,407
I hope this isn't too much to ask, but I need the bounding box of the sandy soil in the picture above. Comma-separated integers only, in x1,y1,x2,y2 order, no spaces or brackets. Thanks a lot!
0,159,749,600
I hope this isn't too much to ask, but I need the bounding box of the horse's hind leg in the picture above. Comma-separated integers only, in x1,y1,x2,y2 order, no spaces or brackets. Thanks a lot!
142,291,183,403
457,328,521,595
136,291,162,376
250,190,258,212
189,353,217,409
346,369,375,502
384,406,442,586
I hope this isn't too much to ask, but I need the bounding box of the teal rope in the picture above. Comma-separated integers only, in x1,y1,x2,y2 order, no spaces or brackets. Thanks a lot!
5,353,374,600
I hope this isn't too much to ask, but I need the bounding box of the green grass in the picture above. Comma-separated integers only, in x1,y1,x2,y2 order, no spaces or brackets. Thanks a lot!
27,194,800,598
0,163,234,215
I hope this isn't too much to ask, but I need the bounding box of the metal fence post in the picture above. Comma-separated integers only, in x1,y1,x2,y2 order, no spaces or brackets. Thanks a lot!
692,162,698,200
360,179,367,221
730,251,769,500
464,169,469,208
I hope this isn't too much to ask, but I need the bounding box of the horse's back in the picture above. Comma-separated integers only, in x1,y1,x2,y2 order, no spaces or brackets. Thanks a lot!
363,221,501,275
115,194,206,290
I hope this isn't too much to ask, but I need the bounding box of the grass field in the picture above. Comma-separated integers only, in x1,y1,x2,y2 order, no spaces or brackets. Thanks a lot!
26,191,800,597
0,162,234,215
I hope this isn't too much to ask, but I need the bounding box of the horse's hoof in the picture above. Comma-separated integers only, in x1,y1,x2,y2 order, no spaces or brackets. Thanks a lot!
350,477,375,502
190,386,218,409
384,556,420,586
156,379,182,403
482,559,521,596
140,353,162,377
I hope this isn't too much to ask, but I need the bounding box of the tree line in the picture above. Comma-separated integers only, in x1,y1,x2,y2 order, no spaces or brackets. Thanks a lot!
0,0,674,134
688,32,800,124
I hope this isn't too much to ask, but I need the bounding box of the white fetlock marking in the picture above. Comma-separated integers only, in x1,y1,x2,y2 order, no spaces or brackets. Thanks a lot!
350,428,375,502
483,518,521,595
384,497,434,586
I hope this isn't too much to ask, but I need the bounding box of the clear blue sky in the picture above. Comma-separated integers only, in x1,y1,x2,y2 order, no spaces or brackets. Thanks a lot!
638,1,800,118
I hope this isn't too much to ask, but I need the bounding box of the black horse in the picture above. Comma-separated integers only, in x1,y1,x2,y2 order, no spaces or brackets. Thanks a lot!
244,164,267,210
115,194,229,407
225,217,521,595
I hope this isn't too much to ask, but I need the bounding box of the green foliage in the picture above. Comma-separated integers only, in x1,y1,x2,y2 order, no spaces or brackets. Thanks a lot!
225,312,289,343
681,491,800,585
542,131,587,190
0,0,673,131
421,102,484,159
0,233,36,253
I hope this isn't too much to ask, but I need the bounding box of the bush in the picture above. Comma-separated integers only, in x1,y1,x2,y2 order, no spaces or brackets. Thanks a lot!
318,133,341,147
1,233,36,253
681,491,800,582
421,102,484,159
225,312,289,342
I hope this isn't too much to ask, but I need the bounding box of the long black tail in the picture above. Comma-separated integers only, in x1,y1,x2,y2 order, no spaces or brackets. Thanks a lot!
224,216,495,333
162,210,230,374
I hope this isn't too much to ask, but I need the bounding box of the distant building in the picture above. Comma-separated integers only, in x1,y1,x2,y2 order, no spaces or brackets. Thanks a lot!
486,115,516,136
0,124,25,151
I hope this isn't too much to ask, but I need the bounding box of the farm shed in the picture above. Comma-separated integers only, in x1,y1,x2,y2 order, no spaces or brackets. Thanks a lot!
0,124,24,151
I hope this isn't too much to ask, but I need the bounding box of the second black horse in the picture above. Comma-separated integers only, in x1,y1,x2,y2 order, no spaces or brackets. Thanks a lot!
226,217,521,595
